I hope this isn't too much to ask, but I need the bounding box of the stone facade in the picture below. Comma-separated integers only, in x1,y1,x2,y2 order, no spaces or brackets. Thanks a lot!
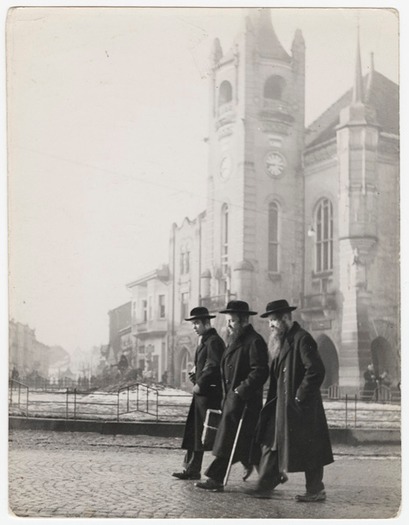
129,10,400,392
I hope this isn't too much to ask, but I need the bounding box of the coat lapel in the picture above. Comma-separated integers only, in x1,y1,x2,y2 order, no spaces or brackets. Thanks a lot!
276,322,299,369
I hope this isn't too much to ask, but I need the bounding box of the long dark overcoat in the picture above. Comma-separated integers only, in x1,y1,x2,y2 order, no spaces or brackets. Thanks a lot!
212,324,269,462
253,322,334,472
181,328,225,451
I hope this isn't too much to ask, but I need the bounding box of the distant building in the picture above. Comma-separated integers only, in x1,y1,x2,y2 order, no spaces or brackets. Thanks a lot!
9,320,52,380
107,301,134,368
48,345,71,380
32,340,50,378
128,10,400,392
127,265,169,382
9,320,38,377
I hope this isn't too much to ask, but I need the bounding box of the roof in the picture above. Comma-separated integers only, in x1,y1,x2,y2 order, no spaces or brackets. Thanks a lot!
126,265,169,289
306,71,399,149
246,8,291,62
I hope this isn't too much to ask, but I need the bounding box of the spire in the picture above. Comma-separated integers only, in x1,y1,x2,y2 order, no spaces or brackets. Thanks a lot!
246,8,290,62
352,25,364,103
365,51,375,101
292,28,305,49
370,51,375,73
211,38,223,65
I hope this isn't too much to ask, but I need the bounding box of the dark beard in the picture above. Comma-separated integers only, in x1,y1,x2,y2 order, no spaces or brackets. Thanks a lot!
226,324,245,347
268,332,283,364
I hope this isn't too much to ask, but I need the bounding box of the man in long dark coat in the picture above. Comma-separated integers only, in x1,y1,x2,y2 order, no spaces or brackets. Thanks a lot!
247,299,334,502
172,306,225,480
195,300,269,492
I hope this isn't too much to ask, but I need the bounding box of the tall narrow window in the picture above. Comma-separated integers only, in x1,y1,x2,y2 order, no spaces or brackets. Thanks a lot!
148,296,153,320
142,300,147,322
315,198,333,273
219,80,233,106
180,250,185,275
221,204,229,274
158,295,166,319
268,202,279,272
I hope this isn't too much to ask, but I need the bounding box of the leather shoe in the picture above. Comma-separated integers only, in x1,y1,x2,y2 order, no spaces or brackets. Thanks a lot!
295,490,326,502
245,472,288,498
278,472,289,485
172,471,200,480
242,464,254,481
195,478,224,492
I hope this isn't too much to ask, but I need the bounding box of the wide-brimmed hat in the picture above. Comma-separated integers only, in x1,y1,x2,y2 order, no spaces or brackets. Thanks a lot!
219,300,257,316
260,299,297,318
185,306,216,321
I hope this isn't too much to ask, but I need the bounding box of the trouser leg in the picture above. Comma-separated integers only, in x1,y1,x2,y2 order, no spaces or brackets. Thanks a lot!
204,456,231,483
183,450,204,474
304,465,324,494
257,445,282,490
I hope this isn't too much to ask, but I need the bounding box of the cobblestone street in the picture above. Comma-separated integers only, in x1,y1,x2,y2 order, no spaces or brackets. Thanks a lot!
8,430,401,520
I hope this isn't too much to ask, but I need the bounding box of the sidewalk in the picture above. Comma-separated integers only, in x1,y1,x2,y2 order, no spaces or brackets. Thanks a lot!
8,429,401,520
9,415,401,444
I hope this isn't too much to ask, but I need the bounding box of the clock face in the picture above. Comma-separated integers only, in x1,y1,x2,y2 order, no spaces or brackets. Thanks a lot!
219,155,232,181
265,151,286,178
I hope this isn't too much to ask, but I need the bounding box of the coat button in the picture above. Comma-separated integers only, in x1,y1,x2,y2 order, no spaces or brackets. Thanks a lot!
283,367,286,372
226,379,230,384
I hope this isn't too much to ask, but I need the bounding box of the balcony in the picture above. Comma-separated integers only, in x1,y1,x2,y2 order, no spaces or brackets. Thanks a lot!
215,102,236,130
135,321,147,333
200,294,236,313
133,319,167,337
259,99,294,122
300,292,337,321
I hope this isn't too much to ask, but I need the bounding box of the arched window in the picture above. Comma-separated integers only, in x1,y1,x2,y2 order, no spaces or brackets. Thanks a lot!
219,80,233,106
315,198,333,273
264,75,286,100
268,202,279,272
221,204,229,274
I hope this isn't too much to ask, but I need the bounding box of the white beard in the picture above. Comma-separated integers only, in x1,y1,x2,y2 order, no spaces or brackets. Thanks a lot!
268,333,282,364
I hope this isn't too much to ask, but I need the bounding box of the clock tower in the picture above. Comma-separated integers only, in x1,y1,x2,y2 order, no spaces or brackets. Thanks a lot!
201,9,306,331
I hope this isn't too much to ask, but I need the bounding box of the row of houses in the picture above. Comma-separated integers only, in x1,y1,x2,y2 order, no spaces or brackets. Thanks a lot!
9,319,72,383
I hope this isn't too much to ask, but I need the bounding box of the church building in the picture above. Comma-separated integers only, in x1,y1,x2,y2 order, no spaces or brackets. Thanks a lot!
128,10,399,393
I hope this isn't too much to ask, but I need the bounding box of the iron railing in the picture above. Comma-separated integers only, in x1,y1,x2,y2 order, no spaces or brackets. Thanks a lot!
8,381,400,429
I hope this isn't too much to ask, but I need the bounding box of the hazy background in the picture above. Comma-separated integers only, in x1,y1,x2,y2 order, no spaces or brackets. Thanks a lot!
7,7,399,354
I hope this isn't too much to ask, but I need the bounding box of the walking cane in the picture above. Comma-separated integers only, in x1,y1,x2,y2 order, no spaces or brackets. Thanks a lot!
223,404,248,487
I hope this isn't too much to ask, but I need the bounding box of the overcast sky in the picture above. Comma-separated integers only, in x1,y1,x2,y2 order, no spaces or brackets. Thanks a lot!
7,6,399,354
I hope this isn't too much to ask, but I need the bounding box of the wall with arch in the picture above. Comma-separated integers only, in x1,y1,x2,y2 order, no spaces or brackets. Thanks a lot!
316,334,339,389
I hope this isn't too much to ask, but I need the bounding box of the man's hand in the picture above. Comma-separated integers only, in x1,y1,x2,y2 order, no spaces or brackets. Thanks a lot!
192,384,201,394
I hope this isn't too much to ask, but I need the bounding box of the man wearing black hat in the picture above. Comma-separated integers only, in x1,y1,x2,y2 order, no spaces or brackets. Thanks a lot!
172,306,225,480
247,299,334,502
195,300,269,492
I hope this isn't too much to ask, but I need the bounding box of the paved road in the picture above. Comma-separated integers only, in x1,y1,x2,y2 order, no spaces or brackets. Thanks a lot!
8,430,402,520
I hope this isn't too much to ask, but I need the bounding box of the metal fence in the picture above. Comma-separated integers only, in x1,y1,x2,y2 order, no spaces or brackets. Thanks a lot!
9,380,400,429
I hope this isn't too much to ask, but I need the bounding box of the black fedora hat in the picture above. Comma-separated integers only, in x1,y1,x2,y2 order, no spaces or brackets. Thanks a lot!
219,300,257,316
185,306,216,321
260,299,297,318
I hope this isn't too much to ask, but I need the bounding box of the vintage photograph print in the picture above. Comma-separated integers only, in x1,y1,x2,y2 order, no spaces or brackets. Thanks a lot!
7,6,401,521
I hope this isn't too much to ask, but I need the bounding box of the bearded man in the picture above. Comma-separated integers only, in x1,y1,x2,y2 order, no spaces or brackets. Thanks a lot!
247,299,334,502
195,300,269,492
